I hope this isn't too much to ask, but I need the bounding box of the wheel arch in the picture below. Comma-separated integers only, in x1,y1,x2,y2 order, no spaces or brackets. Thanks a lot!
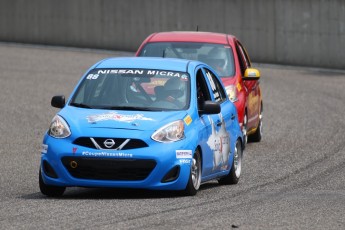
237,137,244,154
196,145,203,173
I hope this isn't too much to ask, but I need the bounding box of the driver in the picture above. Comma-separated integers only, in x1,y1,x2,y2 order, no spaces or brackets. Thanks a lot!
155,78,187,109
206,48,229,76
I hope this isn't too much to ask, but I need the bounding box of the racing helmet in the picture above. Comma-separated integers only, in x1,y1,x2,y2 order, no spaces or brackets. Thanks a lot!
164,78,186,99
206,47,229,75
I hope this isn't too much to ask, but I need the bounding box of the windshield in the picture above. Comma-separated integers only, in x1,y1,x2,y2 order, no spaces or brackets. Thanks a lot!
139,42,235,77
70,69,190,111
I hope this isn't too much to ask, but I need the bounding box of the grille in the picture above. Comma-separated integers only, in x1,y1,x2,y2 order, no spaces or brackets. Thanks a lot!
73,137,148,150
61,157,156,181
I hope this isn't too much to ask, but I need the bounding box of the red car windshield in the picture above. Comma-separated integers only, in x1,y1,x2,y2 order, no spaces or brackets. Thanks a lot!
139,42,235,77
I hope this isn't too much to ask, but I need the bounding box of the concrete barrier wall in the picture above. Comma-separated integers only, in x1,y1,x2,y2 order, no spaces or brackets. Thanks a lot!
0,0,344,69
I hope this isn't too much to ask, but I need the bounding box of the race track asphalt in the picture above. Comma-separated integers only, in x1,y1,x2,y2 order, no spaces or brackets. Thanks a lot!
0,43,345,229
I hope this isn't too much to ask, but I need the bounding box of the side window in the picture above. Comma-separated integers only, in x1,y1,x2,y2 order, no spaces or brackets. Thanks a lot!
237,41,251,67
235,41,251,75
196,69,211,111
203,68,227,103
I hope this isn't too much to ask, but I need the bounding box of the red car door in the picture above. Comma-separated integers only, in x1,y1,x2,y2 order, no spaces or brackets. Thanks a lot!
235,41,261,133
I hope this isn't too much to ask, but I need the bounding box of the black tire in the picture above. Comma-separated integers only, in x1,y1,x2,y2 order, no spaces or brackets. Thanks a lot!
182,149,202,196
39,168,65,197
249,106,262,142
218,139,242,185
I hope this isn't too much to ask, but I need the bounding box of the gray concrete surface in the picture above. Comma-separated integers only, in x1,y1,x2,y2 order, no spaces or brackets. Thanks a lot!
0,0,344,69
1,43,345,229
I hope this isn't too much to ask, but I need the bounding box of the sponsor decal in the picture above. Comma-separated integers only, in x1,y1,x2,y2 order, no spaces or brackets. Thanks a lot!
147,70,182,77
82,151,133,158
237,82,242,92
72,147,77,154
205,71,220,101
176,150,192,159
206,71,216,92
184,115,192,126
179,159,191,165
41,144,48,154
206,115,230,171
87,112,154,123
180,74,189,81
86,74,99,80
95,69,188,79
98,69,144,75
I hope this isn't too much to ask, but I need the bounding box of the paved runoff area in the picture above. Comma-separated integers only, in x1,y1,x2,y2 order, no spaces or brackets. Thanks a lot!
1,43,345,229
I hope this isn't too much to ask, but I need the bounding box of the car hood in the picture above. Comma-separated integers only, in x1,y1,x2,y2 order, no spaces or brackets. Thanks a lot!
59,107,187,132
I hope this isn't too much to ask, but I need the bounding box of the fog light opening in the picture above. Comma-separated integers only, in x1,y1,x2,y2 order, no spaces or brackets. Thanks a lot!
43,160,58,178
161,165,180,183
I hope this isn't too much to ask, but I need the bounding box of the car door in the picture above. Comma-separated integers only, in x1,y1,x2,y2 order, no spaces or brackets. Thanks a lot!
198,67,237,176
235,41,260,130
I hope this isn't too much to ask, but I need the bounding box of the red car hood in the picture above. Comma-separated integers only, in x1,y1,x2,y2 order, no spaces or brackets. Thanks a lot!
221,76,238,87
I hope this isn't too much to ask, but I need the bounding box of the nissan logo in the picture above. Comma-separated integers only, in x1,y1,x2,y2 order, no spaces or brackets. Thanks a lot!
104,139,115,148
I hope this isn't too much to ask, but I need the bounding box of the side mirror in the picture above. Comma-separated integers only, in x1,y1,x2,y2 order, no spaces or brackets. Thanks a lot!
199,101,221,115
51,95,65,108
243,68,260,81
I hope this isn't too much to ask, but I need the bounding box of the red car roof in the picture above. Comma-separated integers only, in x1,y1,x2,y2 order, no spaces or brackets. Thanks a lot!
147,31,236,45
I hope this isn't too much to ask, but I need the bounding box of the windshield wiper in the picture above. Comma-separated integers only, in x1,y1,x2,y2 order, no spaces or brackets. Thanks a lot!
70,102,93,109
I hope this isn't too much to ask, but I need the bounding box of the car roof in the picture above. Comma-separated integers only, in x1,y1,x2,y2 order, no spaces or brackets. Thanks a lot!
146,31,236,44
95,57,202,72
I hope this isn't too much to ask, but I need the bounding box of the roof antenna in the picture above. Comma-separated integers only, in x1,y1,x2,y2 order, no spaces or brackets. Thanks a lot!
196,25,199,32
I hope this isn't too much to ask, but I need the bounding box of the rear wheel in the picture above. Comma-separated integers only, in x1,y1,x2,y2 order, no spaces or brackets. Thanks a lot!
39,168,65,197
183,149,201,196
218,139,242,185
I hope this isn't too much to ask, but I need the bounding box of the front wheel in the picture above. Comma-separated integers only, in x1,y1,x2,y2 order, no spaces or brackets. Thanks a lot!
218,139,242,185
249,108,262,142
39,168,65,197
242,113,248,147
183,149,202,196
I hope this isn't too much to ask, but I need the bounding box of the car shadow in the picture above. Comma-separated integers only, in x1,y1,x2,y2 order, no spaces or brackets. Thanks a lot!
21,181,220,200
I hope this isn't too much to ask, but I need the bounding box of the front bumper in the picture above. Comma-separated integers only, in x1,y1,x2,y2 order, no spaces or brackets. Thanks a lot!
40,135,194,191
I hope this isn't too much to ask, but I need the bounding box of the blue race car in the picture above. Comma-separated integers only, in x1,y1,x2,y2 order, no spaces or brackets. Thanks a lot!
39,57,243,196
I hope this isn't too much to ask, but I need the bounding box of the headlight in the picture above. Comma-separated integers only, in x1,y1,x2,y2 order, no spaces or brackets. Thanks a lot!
48,115,71,138
151,120,185,143
225,85,238,102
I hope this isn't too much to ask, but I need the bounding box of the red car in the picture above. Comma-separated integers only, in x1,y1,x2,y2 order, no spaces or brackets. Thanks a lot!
136,31,263,146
